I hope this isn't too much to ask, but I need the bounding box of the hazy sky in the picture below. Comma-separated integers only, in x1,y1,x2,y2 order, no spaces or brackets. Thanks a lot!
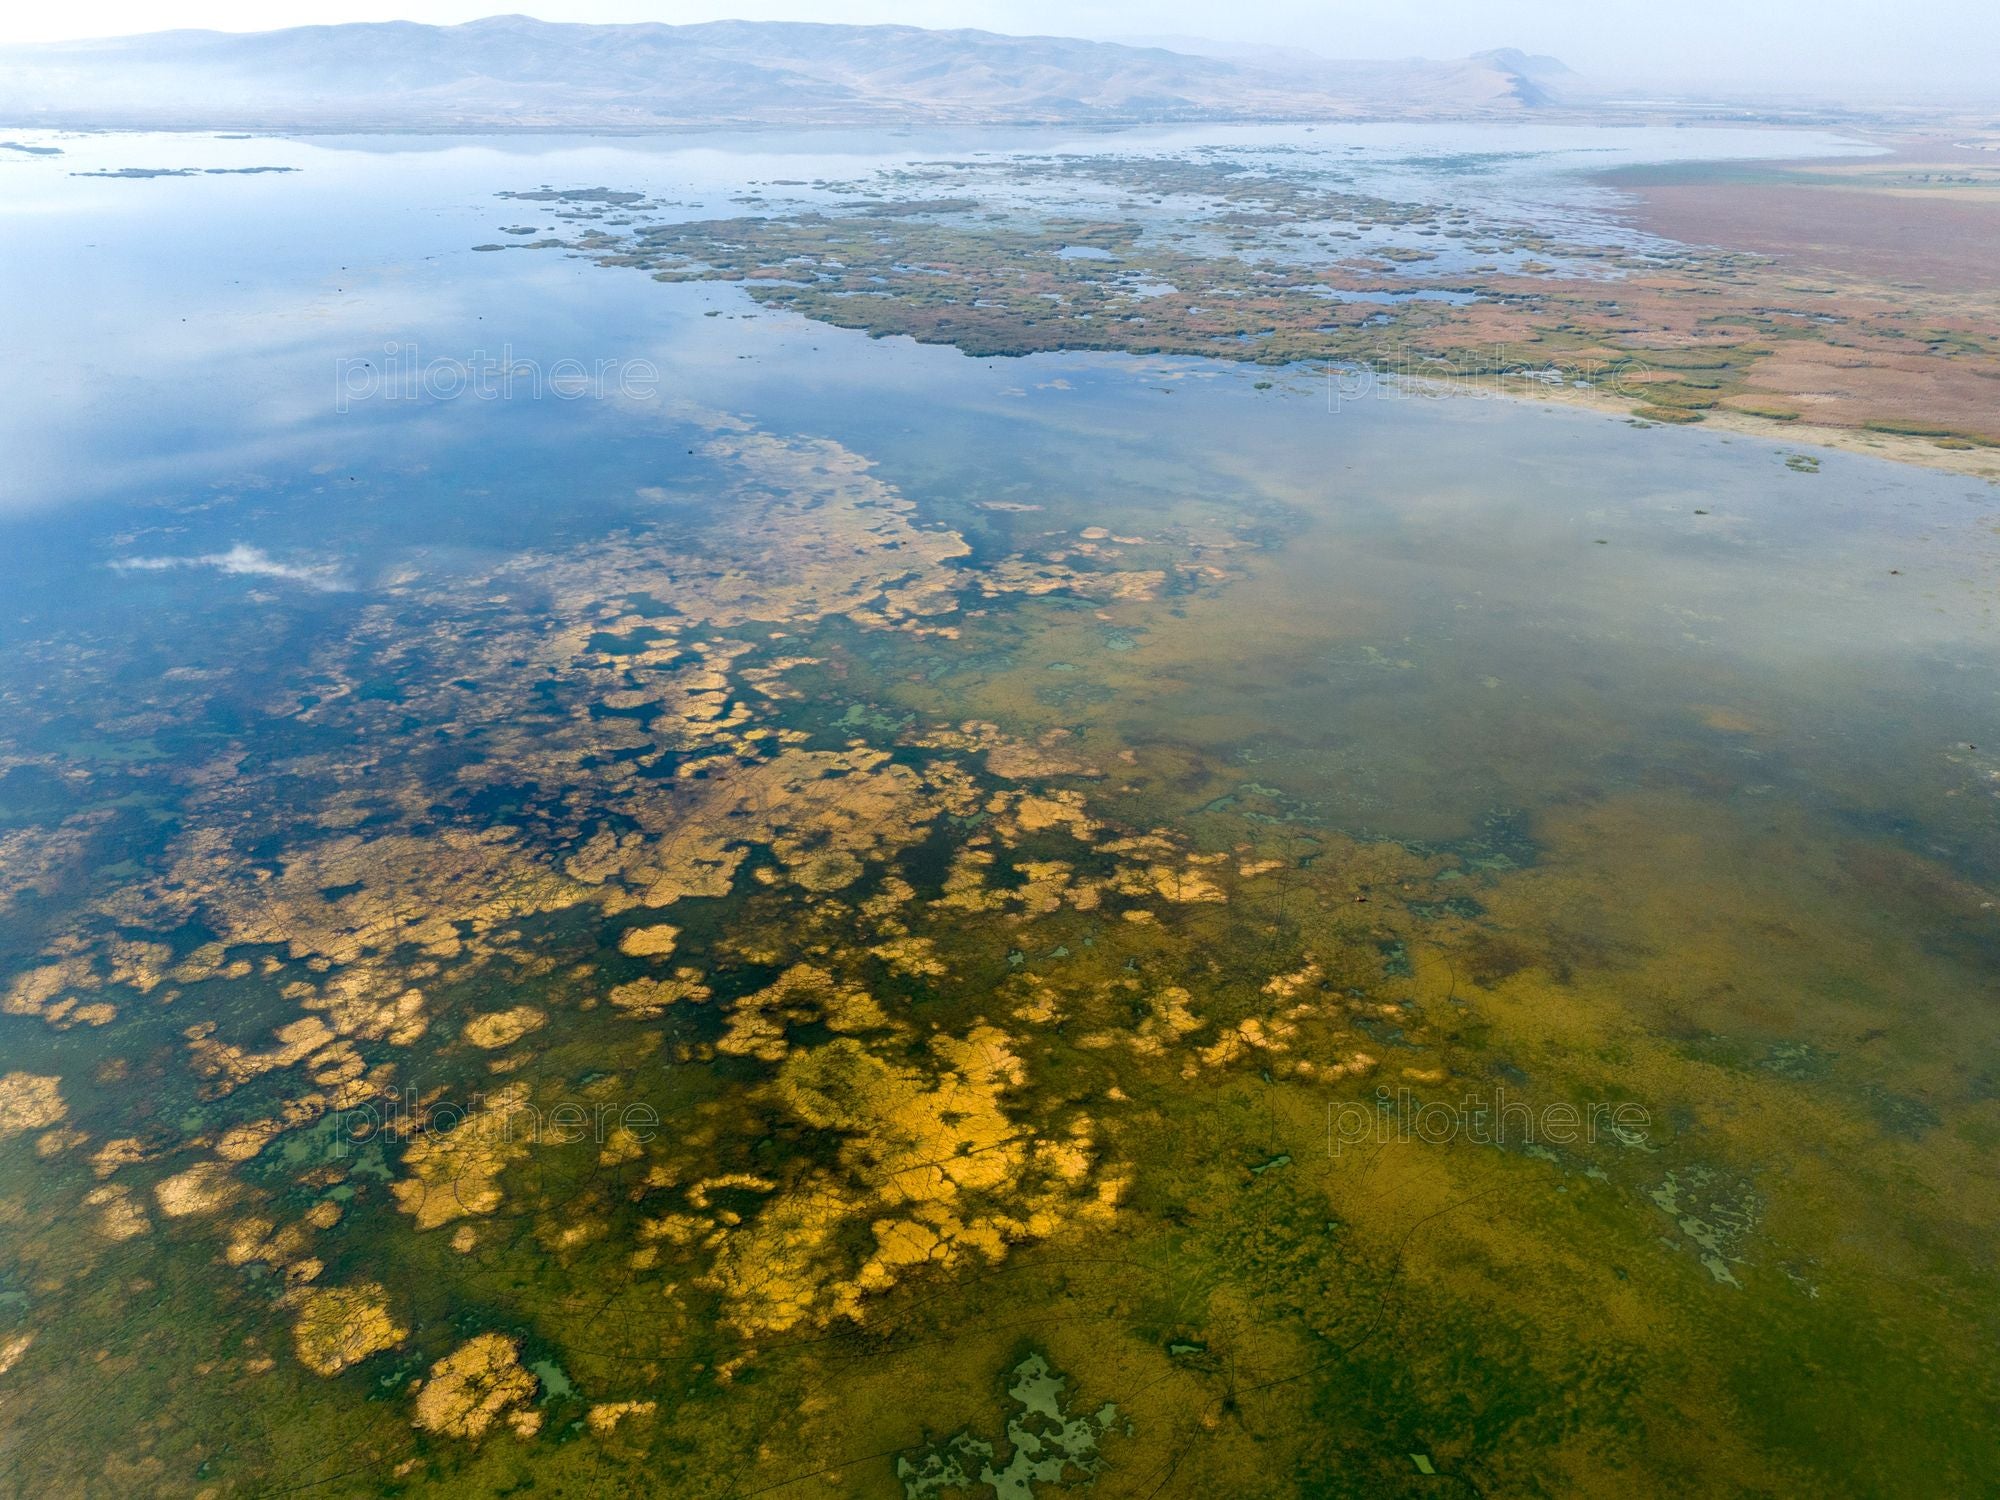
3,1,1993,98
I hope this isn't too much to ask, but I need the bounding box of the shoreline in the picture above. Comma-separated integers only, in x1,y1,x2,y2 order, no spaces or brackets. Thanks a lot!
1412,365,2000,482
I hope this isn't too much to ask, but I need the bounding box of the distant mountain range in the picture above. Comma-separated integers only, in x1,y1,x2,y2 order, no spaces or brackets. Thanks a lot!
1117,36,1580,108
0,14,1586,130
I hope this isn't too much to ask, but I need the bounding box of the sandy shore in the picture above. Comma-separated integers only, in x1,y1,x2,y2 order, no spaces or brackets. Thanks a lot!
1390,368,2000,485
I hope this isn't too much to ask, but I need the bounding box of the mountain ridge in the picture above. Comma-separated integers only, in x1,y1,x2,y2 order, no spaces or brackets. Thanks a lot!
0,14,1582,130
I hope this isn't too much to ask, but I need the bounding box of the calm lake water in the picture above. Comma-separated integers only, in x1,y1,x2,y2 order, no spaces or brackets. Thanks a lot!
0,123,1994,1497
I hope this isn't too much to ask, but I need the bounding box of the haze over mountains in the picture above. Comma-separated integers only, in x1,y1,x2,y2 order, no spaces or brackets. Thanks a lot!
0,14,1587,130
1119,36,1579,108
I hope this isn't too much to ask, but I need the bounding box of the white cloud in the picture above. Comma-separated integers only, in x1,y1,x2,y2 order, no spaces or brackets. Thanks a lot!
111,543,350,589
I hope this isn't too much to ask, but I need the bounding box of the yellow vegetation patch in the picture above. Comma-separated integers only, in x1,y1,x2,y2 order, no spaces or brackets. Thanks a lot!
184,1016,336,1097
83,1184,150,1242
413,1333,539,1440
391,1084,534,1230
463,1005,547,1050
915,721,1100,780
617,923,680,957
1,957,115,1029
621,747,976,906
608,968,711,1017
718,964,889,1062
587,1400,657,1434
155,1160,240,1219
702,1025,1115,1335
0,1332,32,1377
161,828,596,968
291,1283,408,1376
90,1137,147,1178
870,934,948,978
0,1073,64,1135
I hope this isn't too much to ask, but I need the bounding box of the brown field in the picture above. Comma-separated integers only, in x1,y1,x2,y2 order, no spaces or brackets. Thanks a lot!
1606,135,2000,292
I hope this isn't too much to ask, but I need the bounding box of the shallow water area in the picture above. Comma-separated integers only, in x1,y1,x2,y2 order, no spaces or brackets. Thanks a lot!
0,121,1995,1498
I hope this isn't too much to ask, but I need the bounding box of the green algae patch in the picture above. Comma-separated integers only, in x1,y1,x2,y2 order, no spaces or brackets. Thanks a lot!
898,1352,1121,1500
